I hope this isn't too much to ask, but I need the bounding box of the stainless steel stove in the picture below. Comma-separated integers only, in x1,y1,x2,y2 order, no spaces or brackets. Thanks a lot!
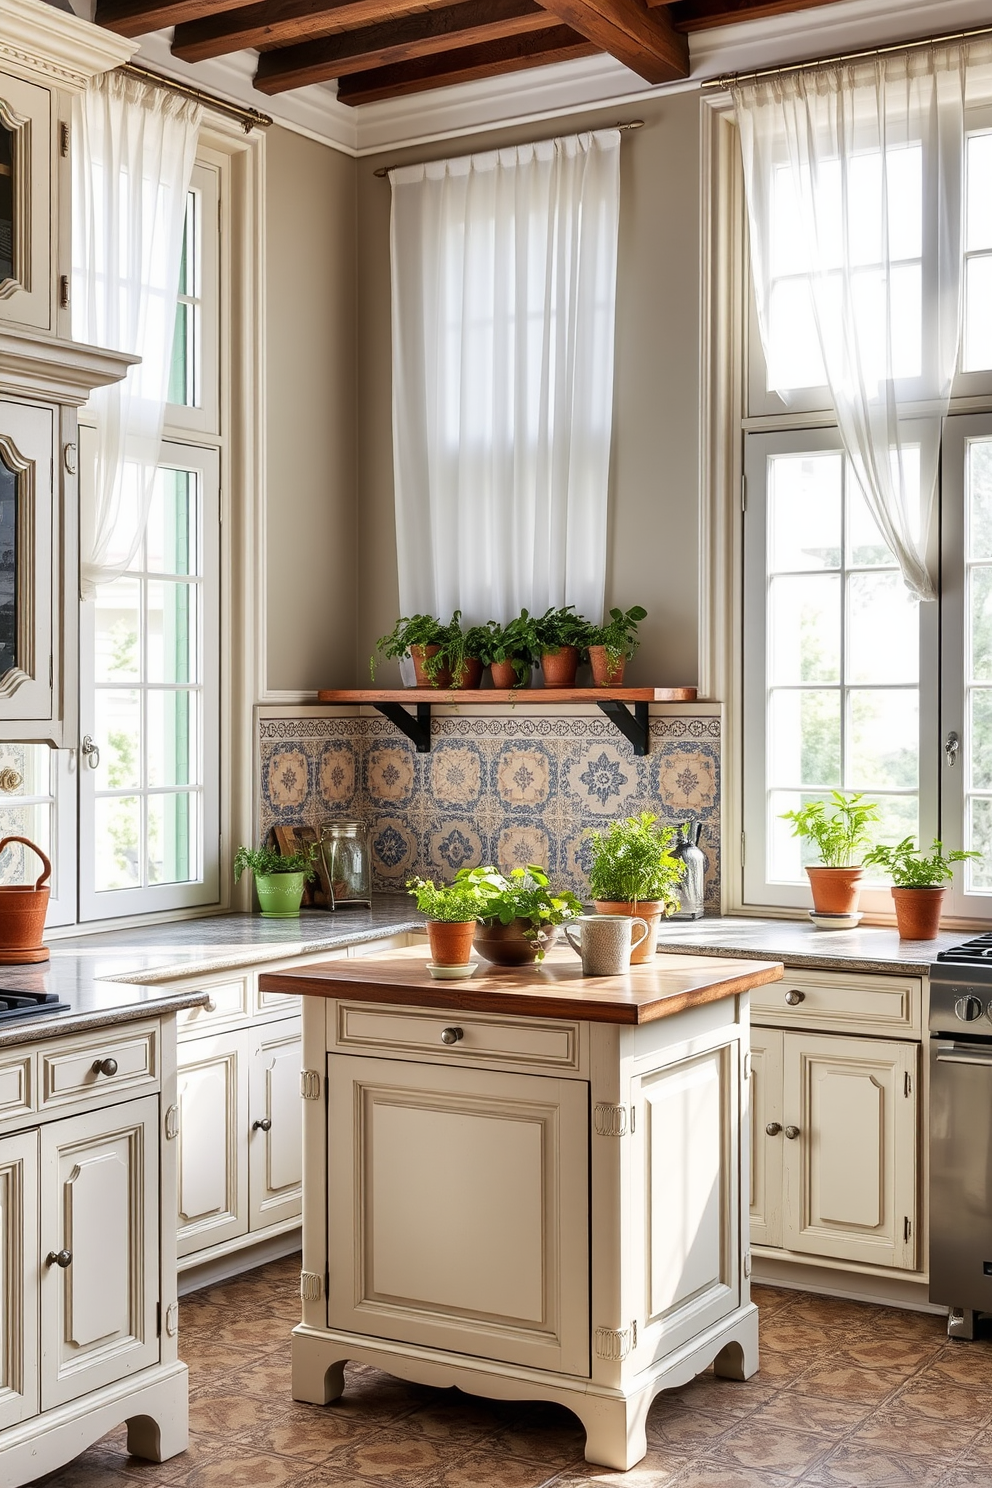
929,936,992,1338
0,988,70,1023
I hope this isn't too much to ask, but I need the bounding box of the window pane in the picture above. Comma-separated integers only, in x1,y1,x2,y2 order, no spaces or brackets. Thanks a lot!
967,798,992,890
848,488,895,568
964,255,992,373
848,572,918,684
970,689,992,791
769,575,840,684
148,691,196,786
768,689,841,787
147,582,195,684
768,453,842,570
147,469,196,575
969,565,992,681
967,133,992,252
849,689,919,789
0,744,53,872
95,795,140,890
95,690,140,789
167,301,193,406
766,278,824,389
94,579,140,683
148,793,195,884
968,439,992,560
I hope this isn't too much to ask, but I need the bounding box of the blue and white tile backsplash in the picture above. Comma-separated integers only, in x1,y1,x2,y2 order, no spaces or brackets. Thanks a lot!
258,710,721,909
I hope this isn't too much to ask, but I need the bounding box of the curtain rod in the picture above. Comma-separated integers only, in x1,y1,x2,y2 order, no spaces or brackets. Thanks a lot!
118,61,273,133
701,21,992,90
372,118,644,178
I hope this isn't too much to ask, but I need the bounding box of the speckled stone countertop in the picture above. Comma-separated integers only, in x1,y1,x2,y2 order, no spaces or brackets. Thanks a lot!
653,916,967,976
0,899,423,1048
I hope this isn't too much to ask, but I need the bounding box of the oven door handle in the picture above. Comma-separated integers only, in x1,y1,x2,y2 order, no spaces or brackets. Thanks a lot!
934,1046,992,1066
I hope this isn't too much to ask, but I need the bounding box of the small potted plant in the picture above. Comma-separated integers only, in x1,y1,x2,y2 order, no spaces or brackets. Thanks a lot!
585,812,684,963
586,605,647,687
863,837,980,940
479,615,533,689
455,864,582,964
371,614,450,687
406,875,485,967
234,842,318,918
438,612,487,690
780,791,880,916
527,606,592,689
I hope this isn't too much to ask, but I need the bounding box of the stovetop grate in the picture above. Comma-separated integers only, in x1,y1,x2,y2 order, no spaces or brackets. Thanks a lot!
0,989,71,1023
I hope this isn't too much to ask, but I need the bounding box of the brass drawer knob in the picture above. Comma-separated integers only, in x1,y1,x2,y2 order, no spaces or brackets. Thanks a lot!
92,1057,119,1077
252,1118,272,1132
784,1125,801,1140
765,1122,782,1136
47,1249,72,1268
440,1027,463,1045
785,990,805,1006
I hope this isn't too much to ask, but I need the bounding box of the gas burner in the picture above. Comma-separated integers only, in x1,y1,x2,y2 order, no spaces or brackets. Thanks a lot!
935,934,992,963
0,989,70,1023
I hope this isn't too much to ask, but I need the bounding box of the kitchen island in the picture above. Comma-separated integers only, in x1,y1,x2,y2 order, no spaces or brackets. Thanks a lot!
259,944,783,1471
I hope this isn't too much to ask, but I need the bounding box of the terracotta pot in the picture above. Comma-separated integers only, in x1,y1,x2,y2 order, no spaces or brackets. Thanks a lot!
410,644,452,689
805,865,864,915
593,900,664,963
891,886,946,940
0,835,52,964
589,647,626,687
540,646,579,689
450,657,483,690
426,919,477,965
473,918,556,965
490,659,525,690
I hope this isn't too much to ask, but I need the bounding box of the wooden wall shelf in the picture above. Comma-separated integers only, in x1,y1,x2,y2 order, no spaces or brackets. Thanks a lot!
314,688,699,756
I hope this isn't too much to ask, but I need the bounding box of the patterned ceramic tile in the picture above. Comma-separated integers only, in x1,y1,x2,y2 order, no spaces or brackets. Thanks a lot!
318,743,357,808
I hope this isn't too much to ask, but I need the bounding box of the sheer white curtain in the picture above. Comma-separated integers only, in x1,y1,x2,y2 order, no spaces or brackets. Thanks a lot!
734,46,978,600
389,129,621,626
72,71,201,599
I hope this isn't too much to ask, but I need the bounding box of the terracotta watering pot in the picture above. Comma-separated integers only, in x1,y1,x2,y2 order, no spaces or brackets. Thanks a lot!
426,920,477,966
891,886,946,940
0,836,52,964
805,865,864,915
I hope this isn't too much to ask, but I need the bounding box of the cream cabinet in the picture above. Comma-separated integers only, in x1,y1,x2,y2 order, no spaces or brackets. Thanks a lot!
0,1130,38,1430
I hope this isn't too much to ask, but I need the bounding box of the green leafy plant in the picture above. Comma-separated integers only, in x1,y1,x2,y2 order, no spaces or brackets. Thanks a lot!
370,614,446,682
863,837,980,887
587,605,648,666
405,875,485,921
585,812,685,910
233,844,318,882
780,791,880,867
454,864,582,957
477,615,534,683
528,605,593,657
434,611,489,684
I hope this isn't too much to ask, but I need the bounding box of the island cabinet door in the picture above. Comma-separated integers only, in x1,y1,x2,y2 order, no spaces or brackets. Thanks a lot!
39,1096,160,1410
781,1033,918,1270
626,1039,741,1368
326,1054,589,1376
176,1029,249,1257
748,1028,784,1249
248,1020,302,1231
0,1130,39,1430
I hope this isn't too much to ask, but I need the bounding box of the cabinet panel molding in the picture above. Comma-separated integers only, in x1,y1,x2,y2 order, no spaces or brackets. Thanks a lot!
176,1029,248,1257
248,1021,302,1232
0,1129,38,1430
747,1028,783,1249
751,968,921,1039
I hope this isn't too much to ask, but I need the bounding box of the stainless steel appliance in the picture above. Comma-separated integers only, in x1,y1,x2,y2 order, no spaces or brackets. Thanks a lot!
0,987,69,1022
930,935,992,1338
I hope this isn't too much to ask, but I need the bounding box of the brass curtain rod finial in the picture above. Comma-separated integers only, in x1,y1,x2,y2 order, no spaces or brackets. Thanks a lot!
372,119,644,178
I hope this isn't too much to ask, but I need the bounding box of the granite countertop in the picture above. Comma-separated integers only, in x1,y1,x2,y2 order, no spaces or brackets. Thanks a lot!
653,916,965,976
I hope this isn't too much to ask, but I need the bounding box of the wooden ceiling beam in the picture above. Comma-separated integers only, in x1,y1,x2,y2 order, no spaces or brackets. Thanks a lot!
536,0,687,83
335,24,597,104
173,0,454,63
254,0,557,94
657,0,843,26
96,0,248,38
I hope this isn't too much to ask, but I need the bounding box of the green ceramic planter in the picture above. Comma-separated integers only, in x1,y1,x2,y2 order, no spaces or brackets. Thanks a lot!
255,871,306,918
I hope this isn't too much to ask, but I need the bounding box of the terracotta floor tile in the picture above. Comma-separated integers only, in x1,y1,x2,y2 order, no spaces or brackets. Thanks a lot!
431,1448,568,1487
849,1402,982,1458
923,1343,992,1386
751,1345,823,1382
748,1392,873,1436
161,1445,312,1488
644,1405,731,1452
800,1443,950,1486
791,1362,906,1405
571,1446,700,1485
888,1377,992,1425
759,1319,854,1353
660,1464,797,1488
775,1296,879,1332
826,1337,941,1376
321,1428,452,1481
661,1373,777,1416
705,1418,831,1475
934,1473,992,1488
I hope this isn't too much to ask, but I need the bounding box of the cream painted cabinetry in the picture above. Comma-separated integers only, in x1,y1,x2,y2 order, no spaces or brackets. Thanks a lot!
750,967,922,1277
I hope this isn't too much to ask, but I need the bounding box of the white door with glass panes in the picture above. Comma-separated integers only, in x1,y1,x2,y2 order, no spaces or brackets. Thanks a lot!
78,440,219,919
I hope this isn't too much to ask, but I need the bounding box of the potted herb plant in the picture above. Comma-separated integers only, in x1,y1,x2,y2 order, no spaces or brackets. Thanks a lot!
234,843,318,918
585,812,684,963
479,615,533,689
586,605,647,687
780,791,880,915
528,606,592,689
406,875,485,966
863,837,980,940
438,612,487,690
454,864,582,964
371,614,450,687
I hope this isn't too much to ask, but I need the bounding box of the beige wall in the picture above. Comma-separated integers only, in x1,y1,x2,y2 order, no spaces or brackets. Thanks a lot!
264,125,357,692
354,91,703,688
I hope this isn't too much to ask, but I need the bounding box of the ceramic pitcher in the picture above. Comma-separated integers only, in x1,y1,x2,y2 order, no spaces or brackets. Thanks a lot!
564,913,648,976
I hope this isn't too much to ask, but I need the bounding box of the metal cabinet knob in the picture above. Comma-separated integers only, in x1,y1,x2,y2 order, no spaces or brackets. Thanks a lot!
203,997,217,1013
765,1122,783,1136
784,1125,801,1140
784,990,805,1006
92,1057,119,1077
47,1249,72,1268
252,1118,272,1132
440,1027,463,1045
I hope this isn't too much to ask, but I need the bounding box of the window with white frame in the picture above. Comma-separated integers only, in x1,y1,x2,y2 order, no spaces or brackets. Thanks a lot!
741,109,992,916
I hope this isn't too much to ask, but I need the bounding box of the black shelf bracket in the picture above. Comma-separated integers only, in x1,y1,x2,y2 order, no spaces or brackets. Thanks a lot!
374,701,432,752
597,699,650,756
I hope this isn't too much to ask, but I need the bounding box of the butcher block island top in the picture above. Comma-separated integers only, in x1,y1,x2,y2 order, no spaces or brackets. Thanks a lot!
257,944,783,1021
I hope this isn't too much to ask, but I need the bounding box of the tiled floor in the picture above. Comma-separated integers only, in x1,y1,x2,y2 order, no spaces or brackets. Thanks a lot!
27,1257,992,1488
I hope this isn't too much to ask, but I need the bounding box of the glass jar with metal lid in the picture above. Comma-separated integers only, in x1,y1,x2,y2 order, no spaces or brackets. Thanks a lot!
318,821,371,909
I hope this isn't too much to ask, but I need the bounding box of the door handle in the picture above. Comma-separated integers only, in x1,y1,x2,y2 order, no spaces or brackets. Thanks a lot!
945,732,960,768
81,735,101,770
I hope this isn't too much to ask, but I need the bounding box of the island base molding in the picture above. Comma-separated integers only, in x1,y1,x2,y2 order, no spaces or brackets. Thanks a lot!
3,1361,189,1488
752,1252,939,1313
290,1308,760,1473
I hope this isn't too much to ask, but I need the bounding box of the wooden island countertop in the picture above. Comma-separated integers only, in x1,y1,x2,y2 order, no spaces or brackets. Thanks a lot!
257,943,783,1024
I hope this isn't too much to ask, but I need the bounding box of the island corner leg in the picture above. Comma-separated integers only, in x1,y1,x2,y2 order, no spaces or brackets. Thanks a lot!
576,1390,652,1472
712,1306,760,1381
124,1372,191,1463
292,1334,347,1405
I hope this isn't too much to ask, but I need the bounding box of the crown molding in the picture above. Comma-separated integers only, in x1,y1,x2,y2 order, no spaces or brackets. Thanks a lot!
0,326,138,405
2,0,136,91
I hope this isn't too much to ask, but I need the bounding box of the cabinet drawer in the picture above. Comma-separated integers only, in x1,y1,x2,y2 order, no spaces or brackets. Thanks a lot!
0,1050,33,1123
333,1001,583,1073
40,1023,159,1109
751,968,921,1038
177,979,250,1037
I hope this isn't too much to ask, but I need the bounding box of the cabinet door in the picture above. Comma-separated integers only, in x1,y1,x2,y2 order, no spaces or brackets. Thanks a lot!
0,1129,38,1429
327,1054,589,1376
748,1028,783,1249
0,71,53,332
0,400,55,726
782,1033,918,1269
40,1095,159,1409
249,1020,302,1232
176,1029,248,1257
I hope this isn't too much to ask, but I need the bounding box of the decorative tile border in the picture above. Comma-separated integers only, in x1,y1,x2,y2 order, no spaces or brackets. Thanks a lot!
258,711,722,907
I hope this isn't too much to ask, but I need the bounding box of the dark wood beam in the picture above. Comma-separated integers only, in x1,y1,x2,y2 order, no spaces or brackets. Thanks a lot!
173,0,459,62
254,0,557,93
537,0,687,83
335,24,597,104
659,0,843,25
96,0,248,37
